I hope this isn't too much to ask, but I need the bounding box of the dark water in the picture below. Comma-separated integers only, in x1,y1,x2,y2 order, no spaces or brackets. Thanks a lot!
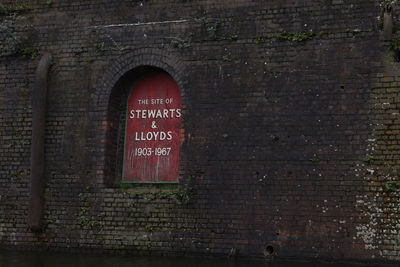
0,250,394,267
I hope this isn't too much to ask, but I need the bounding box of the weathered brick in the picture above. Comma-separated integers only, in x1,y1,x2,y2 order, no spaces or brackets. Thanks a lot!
0,0,400,264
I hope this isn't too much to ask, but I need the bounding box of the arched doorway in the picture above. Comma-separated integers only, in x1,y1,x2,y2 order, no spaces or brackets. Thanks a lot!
122,71,182,183
91,49,188,186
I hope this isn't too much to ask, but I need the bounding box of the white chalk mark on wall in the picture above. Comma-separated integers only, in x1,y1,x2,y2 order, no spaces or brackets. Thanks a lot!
89,20,188,29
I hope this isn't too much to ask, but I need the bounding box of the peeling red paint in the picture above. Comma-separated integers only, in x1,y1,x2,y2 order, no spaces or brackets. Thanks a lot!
123,73,182,182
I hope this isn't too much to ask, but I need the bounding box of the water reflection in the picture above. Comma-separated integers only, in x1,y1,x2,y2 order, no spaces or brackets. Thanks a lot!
0,250,393,267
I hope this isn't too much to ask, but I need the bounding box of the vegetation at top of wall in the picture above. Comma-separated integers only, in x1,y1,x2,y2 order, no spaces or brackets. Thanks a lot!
254,29,367,45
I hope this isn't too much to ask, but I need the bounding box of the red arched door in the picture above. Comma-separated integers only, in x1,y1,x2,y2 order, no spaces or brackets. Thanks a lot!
123,72,182,182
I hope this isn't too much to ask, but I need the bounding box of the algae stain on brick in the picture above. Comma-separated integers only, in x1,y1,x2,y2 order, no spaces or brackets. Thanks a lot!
355,195,380,250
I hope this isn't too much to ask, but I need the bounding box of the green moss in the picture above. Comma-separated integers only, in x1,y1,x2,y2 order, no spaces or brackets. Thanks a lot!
124,187,193,205
0,3,32,15
119,182,134,189
95,42,105,53
384,181,398,192
389,34,400,50
389,34,400,61
201,19,220,40
228,35,238,41
10,168,27,181
77,206,101,229
145,225,154,232
363,155,374,165
171,188,191,205
165,37,190,49
254,36,266,44
275,31,316,42
362,155,385,165
222,55,232,62
46,215,57,225
19,47,39,60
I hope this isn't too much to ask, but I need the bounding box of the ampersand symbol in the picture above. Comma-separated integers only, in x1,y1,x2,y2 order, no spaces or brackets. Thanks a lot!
151,121,158,129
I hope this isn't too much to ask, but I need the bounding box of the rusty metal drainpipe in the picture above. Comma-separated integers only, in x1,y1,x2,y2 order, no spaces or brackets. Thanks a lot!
383,4,393,41
28,53,52,232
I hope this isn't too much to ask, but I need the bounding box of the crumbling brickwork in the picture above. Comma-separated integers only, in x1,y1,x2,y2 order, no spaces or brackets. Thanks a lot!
1,0,400,263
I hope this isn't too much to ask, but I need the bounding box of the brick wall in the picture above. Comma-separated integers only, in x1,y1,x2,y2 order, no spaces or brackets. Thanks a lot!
1,0,400,263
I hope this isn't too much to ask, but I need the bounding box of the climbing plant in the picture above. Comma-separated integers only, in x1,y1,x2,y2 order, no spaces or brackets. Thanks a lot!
389,34,400,61
0,1,35,58
0,14,32,57
0,13,39,59
0,15,22,57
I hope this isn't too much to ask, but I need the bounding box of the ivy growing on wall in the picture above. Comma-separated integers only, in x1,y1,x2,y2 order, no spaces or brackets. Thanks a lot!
0,1,35,58
0,15,30,57
0,15,20,57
